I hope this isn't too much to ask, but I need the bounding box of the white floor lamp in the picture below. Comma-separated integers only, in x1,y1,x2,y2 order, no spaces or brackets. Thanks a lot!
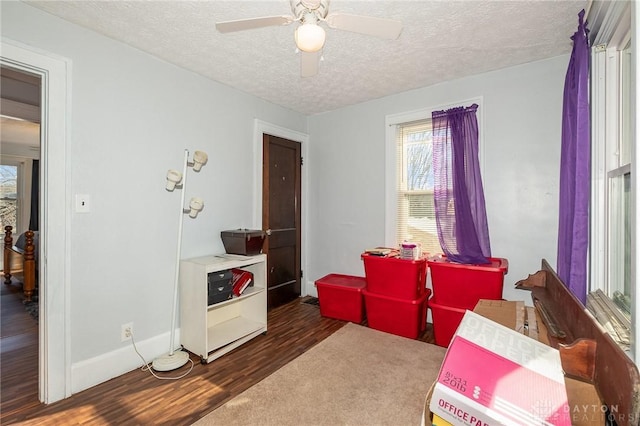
152,148,208,371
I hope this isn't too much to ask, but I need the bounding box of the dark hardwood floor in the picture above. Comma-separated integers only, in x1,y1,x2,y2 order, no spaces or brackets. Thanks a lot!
1,282,434,425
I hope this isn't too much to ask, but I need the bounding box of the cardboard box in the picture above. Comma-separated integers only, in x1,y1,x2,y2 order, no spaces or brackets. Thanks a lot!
429,310,571,425
473,299,540,341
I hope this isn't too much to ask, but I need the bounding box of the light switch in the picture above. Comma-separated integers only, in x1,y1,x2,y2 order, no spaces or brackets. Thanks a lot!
75,194,91,213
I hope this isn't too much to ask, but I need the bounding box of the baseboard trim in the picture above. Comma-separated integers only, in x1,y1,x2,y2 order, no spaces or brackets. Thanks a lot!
306,279,318,298
71,329,180,394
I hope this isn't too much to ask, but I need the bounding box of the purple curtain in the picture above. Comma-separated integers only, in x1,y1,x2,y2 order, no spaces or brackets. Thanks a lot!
557,10,590,305
432,104,491,264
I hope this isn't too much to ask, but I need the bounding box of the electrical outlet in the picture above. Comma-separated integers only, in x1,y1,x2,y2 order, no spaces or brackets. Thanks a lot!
121,322,133,342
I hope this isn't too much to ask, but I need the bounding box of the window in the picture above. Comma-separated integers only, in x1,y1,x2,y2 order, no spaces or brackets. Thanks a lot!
0,164,18,231
395,119,441,254
588,2,633,357
608,165,631,314
386,101,482,255
606,42,632,316
0,156,31,237
0,162,21,271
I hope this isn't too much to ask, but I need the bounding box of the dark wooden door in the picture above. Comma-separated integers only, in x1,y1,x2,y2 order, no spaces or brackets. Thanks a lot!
262,134,301,309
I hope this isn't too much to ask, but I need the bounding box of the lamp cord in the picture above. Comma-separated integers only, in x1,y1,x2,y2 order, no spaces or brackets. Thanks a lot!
129,330,194,380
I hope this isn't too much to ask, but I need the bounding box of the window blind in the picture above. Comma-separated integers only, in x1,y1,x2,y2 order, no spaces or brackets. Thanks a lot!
395,119,441,255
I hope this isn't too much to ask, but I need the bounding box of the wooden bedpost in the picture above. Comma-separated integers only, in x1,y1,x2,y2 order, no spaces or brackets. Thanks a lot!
22,230,36,303
3,226,12,285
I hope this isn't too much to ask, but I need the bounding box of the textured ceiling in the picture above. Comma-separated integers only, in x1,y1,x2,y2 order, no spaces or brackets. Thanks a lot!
24,0,586,115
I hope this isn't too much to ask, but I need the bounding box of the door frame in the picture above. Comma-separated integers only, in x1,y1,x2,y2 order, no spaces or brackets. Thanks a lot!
253,119,309,295
1,38,71,403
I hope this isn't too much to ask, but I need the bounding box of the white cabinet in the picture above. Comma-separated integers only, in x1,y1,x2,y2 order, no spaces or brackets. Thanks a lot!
179,254,267,363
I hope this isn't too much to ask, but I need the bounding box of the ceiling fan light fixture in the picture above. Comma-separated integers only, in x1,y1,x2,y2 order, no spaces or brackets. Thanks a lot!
295,22,325,52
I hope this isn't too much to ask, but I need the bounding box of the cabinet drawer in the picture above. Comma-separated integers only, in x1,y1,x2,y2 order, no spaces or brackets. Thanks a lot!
208,288,233,305
208,270,233,305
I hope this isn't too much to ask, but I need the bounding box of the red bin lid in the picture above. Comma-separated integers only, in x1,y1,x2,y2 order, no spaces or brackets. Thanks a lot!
427,256,508,273
315,274,366,289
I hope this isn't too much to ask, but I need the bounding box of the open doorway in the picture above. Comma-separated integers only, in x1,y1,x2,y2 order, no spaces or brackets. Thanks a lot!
1,40,69,404
1,66,41,266
0,65,42,404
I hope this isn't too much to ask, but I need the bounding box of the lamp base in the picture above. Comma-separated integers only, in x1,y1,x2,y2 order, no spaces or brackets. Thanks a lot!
152,350,189,372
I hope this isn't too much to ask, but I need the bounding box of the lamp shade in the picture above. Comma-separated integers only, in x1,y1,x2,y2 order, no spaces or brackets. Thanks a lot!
295,22,325,52
166,169,183,191
192,150,208,171
188,197,204,218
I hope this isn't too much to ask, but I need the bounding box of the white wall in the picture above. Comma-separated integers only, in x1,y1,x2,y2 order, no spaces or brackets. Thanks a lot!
1,0,571,397
306,55,568,304
1,1,306,394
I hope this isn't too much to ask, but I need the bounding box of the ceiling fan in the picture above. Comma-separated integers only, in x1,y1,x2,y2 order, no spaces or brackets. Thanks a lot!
215,0,403,77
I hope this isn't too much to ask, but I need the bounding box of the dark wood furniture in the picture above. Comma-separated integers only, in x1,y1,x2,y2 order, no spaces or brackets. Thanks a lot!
522,259,640,425
3,225,36,302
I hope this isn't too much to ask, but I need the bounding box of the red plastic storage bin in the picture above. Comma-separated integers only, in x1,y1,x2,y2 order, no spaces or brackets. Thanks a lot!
361,253,427,300
428,256,508,308
362,288,430,339
315,274,366,323
429,300,467,348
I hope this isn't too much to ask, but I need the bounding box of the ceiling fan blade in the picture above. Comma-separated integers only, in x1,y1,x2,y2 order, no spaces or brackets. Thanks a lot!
325,13,402,39
300,50,320,77
216,15,294,33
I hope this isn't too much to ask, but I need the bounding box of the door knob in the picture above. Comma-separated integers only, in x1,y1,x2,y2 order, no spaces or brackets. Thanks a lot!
265,229,272,236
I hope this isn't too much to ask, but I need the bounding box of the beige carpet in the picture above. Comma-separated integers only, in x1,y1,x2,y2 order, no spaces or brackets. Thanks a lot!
194,323,446,426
